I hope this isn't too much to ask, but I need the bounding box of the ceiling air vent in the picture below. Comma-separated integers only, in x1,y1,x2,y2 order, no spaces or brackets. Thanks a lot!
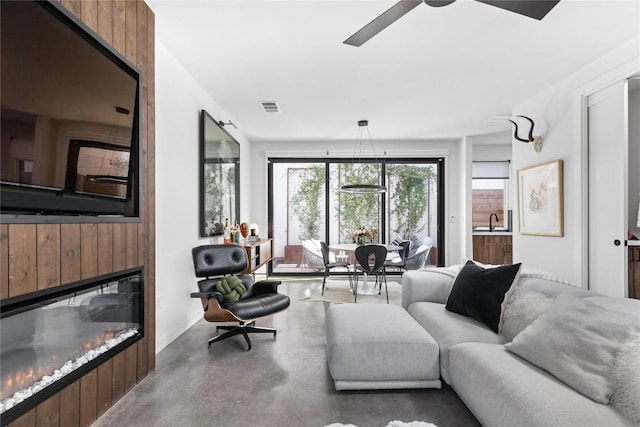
260,101,280,113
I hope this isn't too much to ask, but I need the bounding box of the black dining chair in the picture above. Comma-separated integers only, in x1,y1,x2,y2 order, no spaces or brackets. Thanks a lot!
320,241,352,295
353,244,388,303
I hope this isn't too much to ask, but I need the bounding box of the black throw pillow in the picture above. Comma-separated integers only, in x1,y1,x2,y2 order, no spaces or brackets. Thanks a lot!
445,260,522,333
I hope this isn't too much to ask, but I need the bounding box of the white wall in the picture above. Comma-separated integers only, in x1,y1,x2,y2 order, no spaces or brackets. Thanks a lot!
155,40,253,352
472,143,511,162
249,139,466,266
511,36,640,286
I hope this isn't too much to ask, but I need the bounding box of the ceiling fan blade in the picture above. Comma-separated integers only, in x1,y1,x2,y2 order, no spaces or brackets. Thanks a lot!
343,0,422,47
474,0,560,20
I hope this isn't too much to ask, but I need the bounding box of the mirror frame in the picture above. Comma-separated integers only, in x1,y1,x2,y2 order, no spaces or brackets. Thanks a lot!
199,110,240,237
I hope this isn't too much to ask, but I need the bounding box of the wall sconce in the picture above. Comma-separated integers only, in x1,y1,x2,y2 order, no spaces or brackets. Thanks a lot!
508,115,543,153
218,120,237,129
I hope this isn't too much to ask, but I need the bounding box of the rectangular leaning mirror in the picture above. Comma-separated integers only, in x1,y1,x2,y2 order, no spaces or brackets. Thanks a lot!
200,110,240,237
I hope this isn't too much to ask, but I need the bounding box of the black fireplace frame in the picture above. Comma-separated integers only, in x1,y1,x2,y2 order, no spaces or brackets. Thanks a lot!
1,267,144,424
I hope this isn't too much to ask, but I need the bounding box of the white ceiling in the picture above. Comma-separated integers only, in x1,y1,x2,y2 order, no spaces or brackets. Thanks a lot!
148,0,639,143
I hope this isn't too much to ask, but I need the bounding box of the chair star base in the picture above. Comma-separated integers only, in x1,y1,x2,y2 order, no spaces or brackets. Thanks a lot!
209,321,278,351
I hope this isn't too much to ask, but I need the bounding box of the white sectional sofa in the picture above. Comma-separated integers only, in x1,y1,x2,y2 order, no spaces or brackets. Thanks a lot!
401,264,640,427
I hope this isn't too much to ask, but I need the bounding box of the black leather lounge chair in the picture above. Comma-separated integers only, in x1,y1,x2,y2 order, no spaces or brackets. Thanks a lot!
191,244,290,350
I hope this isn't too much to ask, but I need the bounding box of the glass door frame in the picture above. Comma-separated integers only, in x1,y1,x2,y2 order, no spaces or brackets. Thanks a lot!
267,157,445,275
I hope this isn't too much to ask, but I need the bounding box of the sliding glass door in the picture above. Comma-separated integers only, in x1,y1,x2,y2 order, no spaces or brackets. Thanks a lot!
385,161,440,269
268,158,443,275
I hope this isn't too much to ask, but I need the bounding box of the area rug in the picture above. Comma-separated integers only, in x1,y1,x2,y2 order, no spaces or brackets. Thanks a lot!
324,421,437,427
299,279,402,306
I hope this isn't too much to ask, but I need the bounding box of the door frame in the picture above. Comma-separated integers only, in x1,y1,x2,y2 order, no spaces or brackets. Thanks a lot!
575,60,639,289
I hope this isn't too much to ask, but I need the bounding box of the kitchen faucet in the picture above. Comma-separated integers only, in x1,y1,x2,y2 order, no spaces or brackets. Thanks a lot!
489,213,499,232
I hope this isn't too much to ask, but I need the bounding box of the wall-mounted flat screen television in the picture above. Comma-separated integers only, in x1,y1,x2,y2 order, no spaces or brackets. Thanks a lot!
0,1,140,218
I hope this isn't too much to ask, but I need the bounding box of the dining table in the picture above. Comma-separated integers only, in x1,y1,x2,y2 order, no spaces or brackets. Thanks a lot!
329,243,402,295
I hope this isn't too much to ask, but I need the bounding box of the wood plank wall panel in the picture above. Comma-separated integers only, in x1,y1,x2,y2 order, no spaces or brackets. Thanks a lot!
80,0,98,32
8,225,37,297
79,370,97,427
4,1,155,426
125,0,137,62
97,0,113,45
36,224,61,290
97,223,113,275
111,223,127,271
60,224,81,284
111,351,126,402
80,224,98,279
1,224,8,299
124,345,138,392
35,394,59,427
112,0,126,54
59,381,80,427
125,222,138,269
96,360,113,417
10,409,36,427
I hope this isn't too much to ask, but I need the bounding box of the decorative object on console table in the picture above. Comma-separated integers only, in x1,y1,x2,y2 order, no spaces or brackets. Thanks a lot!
223,218,231,244
247,223,260,242
517,159,564,236
240,222,249,242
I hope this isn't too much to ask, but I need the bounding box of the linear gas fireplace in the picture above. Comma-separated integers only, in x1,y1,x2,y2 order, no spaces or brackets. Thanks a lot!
0,268,143,424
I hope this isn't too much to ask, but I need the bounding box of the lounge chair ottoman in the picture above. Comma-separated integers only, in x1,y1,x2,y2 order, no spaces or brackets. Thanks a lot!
325,303,441,390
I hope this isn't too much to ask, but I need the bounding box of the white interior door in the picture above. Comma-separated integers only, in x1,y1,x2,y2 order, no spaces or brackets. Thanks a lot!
587,81,628,296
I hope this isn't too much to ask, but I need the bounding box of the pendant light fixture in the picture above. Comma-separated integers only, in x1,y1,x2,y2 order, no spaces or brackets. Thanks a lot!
340,120,386,194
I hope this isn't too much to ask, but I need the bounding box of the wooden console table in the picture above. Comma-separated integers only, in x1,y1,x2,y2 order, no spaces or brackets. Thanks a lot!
240,238,273,275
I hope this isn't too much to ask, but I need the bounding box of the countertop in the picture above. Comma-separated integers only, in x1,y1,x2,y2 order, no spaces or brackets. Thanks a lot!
629,240,640,247
472,231,513,236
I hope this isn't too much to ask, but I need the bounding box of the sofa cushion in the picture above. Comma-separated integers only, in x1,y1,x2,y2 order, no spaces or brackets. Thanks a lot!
505,294,640,403
445,260,522,333
449,342,634,427
407,302,507,384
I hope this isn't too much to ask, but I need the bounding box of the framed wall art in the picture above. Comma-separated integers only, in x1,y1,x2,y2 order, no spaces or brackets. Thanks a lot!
517,159,564,236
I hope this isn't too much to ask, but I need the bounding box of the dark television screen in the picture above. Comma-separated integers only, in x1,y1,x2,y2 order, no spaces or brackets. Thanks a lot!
0,1,140,217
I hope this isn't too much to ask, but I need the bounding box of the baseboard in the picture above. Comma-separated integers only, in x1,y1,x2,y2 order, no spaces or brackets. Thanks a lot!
155,312,202,353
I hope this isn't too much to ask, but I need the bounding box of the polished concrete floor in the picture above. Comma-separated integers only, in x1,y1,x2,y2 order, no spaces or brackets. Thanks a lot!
92,278,481,427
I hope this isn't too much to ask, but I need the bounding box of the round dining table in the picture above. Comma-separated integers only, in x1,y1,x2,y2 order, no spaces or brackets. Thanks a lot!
329,243,402,295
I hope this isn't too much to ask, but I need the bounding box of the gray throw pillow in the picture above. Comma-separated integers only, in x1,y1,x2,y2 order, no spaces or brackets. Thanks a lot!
505,293,640,404
502,288,553,341
610,333,640,423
